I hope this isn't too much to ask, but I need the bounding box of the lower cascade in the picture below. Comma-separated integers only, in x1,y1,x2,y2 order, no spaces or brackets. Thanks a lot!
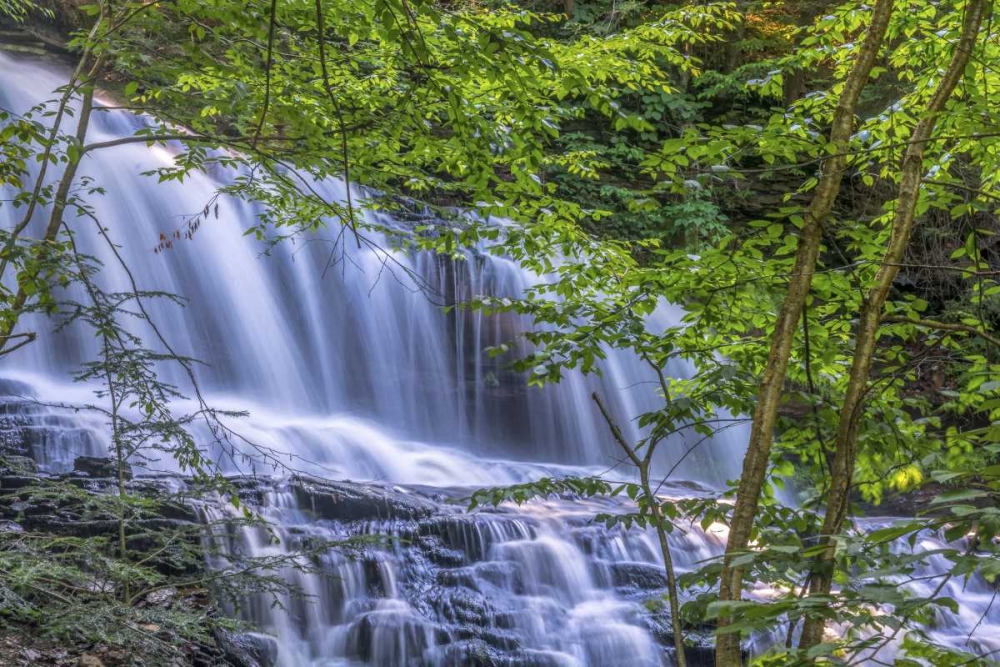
201,479,726,667
1,52,999,667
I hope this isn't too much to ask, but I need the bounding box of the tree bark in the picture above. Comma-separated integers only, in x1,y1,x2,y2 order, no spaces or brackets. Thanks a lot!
798,0,989,650
714,3,895,664
0,56,103,355
0,15,102,286
593,392,688,667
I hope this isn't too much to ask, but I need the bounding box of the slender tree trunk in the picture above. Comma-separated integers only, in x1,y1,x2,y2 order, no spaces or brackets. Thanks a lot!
723,17,745,75
714,3,895,664
640,463,688,667
593,392,688,667
107,371,130,602
0,16,102,285
798,0,989,650
0,59,102,354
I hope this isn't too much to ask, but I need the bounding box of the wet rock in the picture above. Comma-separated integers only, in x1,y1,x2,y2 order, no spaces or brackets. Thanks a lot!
226,477,269,507
155,500,199,523
0,475,36,491
418,534,466,567
608,562,668,590
343,611,438,663
427,640,504,667
436,587,493,626
0,520,22,533
73,456,131,480
142,586,178,607
0,383,36,459
0,456,36,475
436,562,521,594
362,557,393,596
437,567,480,589
474,627,522,652
17,516,188,539
507,650,578,667
472,561,521,591
212,629,278,667
63,476,117,493
291,476,436,522
16,498,57,517
420,514,535,563
642,603,716,666
18,516,119,537
680,632,718,667
684,645,717,667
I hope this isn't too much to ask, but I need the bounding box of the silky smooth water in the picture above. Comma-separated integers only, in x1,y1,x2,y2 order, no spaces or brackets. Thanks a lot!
0,51,744,666
1,52,997,666
0,52,745,486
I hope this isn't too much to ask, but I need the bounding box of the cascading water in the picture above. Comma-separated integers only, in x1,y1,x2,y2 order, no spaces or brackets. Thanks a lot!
0,51,743,666
0,51,742,486
1,51,998,666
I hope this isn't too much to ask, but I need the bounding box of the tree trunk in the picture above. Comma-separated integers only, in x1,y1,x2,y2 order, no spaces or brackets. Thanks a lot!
0,15,102,287
593,392,688,667
714,3,896,664
0,54,103,355
797,0,989,650
641,463,688,667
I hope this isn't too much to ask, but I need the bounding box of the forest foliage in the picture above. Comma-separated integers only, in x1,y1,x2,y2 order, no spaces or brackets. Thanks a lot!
1,0,999,665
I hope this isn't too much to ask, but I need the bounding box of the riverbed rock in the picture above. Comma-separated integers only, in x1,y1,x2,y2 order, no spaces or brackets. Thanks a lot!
290,476,436,522
73,456,132,480
426,639,505,667
0,456,37,475
608,562,668,590
212,629,278,667
142,586,178,607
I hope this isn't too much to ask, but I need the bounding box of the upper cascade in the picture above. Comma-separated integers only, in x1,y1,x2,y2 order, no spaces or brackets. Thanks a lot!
0,51,745,489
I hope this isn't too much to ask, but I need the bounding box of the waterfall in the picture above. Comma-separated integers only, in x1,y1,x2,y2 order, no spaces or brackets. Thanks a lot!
0,51,745,488
0,50,744,667
0,49,743,484
2,51,998,667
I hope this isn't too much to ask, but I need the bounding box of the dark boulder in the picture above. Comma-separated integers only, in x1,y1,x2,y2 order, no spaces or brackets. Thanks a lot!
290,476,436,522
212,629,278,667
425,640,504,667
73,456,131,480
608,562,668,590
0,474,37,491
0,456,37,475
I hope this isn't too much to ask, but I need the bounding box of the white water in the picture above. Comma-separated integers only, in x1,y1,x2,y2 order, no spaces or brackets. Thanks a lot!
1,52,997,666
0,51,743,667
0,52,744,487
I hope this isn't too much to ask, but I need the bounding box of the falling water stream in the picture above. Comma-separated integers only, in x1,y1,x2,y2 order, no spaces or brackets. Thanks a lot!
1,52,998,666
